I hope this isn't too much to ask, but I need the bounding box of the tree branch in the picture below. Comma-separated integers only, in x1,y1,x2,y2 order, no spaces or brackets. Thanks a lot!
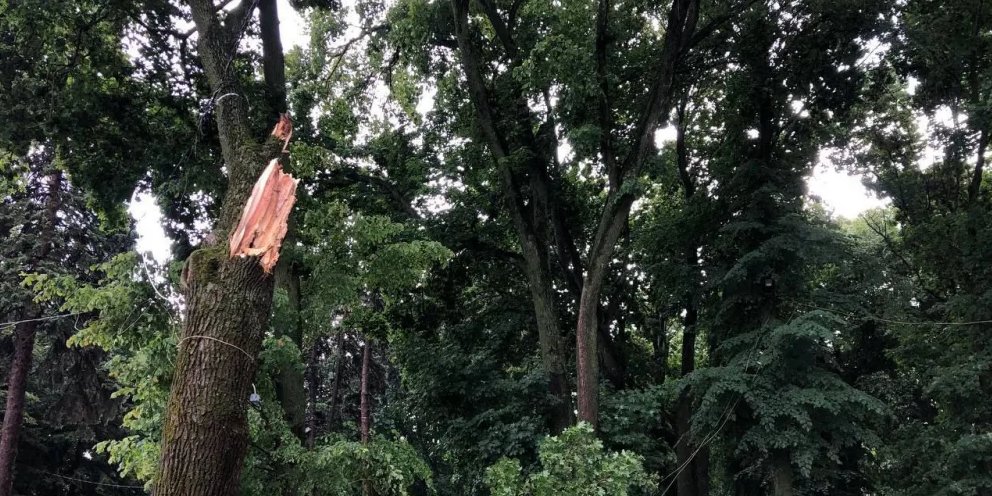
475,0,518,59
620,0,699,180
596,0,619,191
968,128,988,203
259,0,287,122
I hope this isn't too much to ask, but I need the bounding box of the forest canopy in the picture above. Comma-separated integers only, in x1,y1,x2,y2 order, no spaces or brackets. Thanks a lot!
1,0,991,495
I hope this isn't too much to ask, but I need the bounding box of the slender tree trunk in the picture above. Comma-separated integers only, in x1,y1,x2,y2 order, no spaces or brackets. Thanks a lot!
155,2,290,494
575,0,699,427
327,331,346,430
655,314,669,384
969,128,988,204
674,297,708,496
0,169,60,495
0,320,38,496
360,340,371,444
261,0,306,444
258,0,287,119
576,282,603,426
360,340,372,496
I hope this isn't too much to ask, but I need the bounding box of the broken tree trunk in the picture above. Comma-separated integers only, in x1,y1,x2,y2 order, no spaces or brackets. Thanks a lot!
154,1,294,493
228,156,298,273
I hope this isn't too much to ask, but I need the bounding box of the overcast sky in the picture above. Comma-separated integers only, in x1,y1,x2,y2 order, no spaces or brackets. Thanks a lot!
129,1,889,263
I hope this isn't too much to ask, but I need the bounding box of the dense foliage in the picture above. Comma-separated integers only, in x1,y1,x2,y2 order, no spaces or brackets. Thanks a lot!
1,0,991,495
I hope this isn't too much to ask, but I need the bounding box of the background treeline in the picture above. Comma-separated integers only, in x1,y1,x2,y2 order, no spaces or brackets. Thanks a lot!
1,0,990,494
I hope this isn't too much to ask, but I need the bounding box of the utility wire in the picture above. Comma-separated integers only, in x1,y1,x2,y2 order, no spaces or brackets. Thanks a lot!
37,470,145,490
0,312,86,331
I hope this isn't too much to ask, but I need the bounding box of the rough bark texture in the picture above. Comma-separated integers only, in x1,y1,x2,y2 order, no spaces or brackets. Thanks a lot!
154,1,290,494
157,256,274,495
0,320,39,496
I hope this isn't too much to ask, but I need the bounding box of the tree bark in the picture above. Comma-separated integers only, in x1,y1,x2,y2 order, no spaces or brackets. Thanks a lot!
258,0,287,120
305,334,325,449
0,320,38,496
655,314,669,384
674,299,708,496
154,2,290,494
360,339,372,496
360,340,371,445
673,101,708,496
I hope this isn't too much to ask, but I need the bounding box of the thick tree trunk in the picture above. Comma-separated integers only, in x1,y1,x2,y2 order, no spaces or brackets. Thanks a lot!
157,261,274,495
154,2,290,494
520,236,574,433
0,320,38,495
576,284,603,426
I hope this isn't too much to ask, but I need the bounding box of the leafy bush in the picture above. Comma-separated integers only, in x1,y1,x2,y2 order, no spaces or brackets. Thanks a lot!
485,423,654,496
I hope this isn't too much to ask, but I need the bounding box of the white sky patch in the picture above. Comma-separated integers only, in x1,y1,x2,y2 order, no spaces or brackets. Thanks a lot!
808,162,888,218
277,0,306,49
129,192,173,263
655,125,677,146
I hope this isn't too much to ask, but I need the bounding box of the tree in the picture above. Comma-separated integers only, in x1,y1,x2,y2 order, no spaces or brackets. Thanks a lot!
153,1,295,493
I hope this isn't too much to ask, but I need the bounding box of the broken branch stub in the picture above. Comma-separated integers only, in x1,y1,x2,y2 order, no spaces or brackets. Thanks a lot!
229,114,298,273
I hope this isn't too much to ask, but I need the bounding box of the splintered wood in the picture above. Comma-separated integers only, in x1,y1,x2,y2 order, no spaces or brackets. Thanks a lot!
229,115,297,273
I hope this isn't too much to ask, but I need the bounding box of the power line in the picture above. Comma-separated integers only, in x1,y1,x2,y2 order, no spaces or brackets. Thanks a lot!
798,303,992,327
0,312,86,331
37,470,145,490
